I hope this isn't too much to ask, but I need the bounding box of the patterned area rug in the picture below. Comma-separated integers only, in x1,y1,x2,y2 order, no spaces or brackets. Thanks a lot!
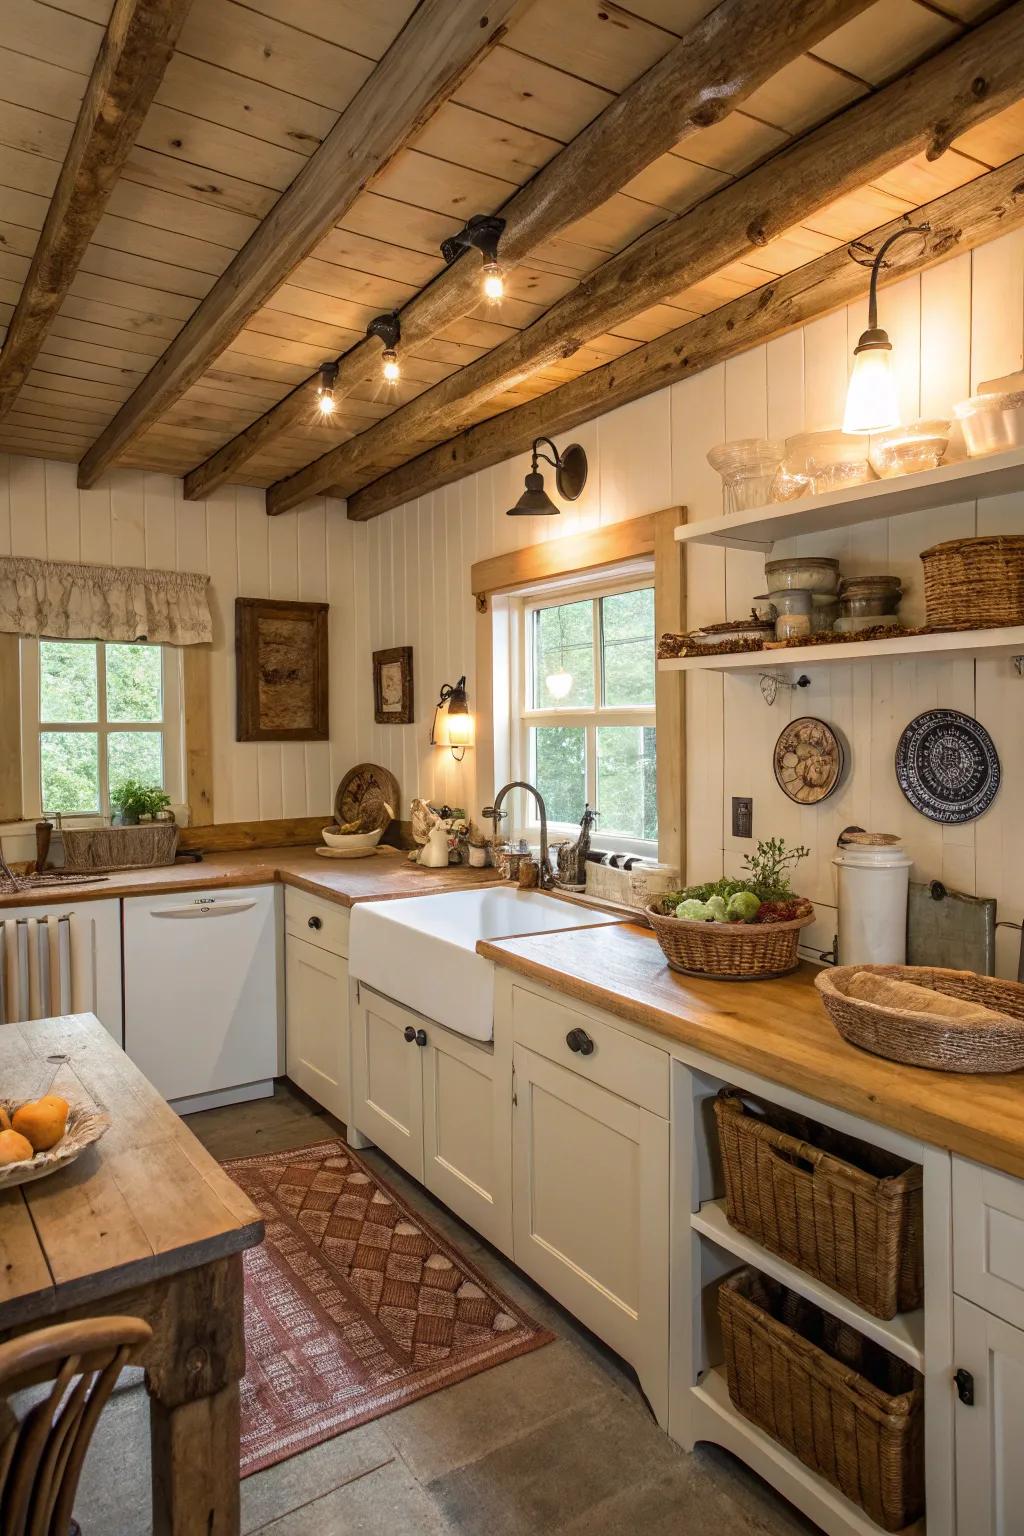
225,1139,553,1476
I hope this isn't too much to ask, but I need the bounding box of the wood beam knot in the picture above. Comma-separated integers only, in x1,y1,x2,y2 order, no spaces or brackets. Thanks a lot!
746,220,770,247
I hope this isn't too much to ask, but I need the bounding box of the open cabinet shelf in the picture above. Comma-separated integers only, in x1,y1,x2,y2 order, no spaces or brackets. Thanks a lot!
672,445,1024,552
658,623,1024,673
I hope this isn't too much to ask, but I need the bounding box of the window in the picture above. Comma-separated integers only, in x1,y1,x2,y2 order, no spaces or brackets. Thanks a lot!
514,578,657,855
20,639,182,818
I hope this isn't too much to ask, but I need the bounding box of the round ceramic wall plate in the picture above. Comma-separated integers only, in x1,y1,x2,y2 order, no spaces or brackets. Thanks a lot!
773,717,845,804
895,709,1000,824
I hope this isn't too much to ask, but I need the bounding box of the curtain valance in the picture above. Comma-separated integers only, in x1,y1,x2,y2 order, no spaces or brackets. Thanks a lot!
0,557,212,645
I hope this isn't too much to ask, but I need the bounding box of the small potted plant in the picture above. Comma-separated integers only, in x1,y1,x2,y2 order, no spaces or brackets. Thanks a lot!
111,779,172,826
646,838,814,980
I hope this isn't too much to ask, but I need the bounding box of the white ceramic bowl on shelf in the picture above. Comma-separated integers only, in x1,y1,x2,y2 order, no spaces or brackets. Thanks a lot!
764,556,840,594
321,825,384,851
954,391,1024,457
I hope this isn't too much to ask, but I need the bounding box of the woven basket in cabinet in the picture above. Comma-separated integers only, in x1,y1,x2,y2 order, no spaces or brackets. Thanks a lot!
714,1092,923,1319
718,1269,925,1533
920,533,1024,627
645,903,813,981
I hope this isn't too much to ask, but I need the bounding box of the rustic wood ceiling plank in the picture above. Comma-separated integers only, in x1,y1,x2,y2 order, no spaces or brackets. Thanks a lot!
0,0,194,422
347,151,1024,520
187,0,874,503
75,0,525,489
273,4,1024,516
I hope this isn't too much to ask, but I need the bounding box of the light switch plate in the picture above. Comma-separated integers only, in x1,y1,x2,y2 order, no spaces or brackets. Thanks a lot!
732,797,753,838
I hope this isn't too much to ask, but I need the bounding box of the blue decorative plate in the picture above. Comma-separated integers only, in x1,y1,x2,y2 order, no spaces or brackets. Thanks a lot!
895,709,1000,824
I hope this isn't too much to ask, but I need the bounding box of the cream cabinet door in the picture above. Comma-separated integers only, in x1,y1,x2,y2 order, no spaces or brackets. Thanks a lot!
954,1296,1024,1534
351,988,424,1180
423,1022,509,1254
512,1043,669,1423
284,934,349,1122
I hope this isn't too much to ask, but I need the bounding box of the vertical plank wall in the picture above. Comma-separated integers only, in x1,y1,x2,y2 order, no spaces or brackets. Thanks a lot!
0,459,358,823
360,228,1024,979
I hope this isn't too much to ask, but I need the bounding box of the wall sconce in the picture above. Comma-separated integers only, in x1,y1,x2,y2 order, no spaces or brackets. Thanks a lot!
441,214,506,302
367,312,401,382
843,225,928,434
431,675,474,762
506,437,588,515
316,360,339,416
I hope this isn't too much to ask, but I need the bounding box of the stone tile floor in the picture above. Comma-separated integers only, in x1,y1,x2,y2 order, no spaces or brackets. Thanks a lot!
74,1081,817,1535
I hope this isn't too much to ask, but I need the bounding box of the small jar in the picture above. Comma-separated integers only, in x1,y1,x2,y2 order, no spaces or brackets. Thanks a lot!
468,843,488,867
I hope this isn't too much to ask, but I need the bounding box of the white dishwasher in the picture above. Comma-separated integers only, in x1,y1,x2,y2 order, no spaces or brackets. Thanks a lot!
123,884,283,1112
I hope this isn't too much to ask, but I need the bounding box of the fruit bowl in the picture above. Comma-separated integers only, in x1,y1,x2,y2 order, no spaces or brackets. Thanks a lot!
0,1100,110,1187
321,824,384,851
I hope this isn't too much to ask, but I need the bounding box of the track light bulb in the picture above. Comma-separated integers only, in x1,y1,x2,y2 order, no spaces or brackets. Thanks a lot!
382,348,400,382
482,260,504,301
317,389,335,416
316,360,338,417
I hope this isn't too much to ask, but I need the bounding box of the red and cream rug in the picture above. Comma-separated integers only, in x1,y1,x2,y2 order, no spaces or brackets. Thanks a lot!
225,1139,553,1476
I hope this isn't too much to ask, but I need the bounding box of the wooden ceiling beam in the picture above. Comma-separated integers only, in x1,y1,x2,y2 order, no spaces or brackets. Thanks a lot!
267,4,1024,517
182,0,873,502
74,0,524,490
345,154,1024,521
0,0,193,421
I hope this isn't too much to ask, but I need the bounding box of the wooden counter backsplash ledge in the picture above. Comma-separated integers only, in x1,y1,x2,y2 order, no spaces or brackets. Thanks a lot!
479,923,1024,1181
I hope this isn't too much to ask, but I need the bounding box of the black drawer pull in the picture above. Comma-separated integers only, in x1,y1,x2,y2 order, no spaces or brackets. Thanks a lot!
404,1025,416,1043
308,915,323,930
566,1027,594,1056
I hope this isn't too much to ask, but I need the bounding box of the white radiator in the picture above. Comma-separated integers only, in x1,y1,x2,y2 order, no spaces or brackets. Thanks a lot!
0,913,90,1025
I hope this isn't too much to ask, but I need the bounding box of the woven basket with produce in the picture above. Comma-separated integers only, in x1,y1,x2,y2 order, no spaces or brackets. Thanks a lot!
647,839,814,980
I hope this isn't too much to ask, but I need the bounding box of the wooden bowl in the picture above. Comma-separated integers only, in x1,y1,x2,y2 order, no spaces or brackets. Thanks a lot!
0,1101,110,1188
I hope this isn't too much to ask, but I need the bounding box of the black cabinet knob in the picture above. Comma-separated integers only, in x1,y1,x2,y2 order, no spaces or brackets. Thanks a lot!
308,915,322,930
566,1028,594,1056
404,1025,417,1043
415,1027,428,1047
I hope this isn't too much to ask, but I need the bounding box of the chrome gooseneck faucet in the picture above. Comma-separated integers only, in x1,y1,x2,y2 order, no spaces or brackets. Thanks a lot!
483,781,554,890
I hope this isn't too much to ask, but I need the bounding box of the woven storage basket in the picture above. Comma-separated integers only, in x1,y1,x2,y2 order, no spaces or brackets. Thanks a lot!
816,963,1024,1072
62,822,178,872
645,902,813,980
714,1092,923,1318
920,534,1024,627
718,1269,924,1533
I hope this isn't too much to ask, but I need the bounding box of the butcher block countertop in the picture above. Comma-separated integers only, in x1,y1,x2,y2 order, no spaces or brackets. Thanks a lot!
479,922,1024,1180
0,845,501,909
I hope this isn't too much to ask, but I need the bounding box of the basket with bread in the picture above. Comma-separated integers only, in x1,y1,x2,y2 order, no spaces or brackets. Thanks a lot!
0,1092,110,1186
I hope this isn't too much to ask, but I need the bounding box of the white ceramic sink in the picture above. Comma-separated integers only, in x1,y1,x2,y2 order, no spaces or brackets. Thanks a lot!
349,887,612,1041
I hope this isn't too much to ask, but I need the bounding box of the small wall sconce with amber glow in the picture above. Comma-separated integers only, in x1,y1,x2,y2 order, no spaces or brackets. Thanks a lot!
431,675,474,762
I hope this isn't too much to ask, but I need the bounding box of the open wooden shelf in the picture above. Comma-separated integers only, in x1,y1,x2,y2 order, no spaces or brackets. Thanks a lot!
691,1198,925,1369
673,445,1024,552
658,623,1024,673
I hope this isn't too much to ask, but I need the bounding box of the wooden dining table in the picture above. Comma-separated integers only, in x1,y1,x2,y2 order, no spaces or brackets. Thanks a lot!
0,1012,264,1535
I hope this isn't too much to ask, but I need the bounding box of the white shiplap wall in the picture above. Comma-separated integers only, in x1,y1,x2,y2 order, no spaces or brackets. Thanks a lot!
361,228,1024,979
0,456,362,823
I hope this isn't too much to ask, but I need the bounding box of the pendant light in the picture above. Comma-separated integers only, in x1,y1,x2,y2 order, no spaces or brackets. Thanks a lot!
506,437,588,516
843,225,928,434
316,360,338,416
545,604,573,700
367,312,402,383
430,676,474,762
441,214,507,303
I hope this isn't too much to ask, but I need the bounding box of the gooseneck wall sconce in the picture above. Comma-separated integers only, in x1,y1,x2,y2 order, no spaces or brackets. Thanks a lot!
843,225,929,434
506,437,588,516
430,675,474,762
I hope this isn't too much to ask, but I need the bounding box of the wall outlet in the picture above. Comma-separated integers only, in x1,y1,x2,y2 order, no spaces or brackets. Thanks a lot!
732,797,753,838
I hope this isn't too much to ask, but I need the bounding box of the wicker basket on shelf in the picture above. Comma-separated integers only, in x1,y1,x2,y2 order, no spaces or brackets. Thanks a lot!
816,963,1024,1072
920,533,1024,627
645,902,813,980
714,1091,923,1318
718,1269,925,1533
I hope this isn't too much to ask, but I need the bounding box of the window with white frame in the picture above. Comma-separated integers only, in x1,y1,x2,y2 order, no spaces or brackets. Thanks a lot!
20,638,183,819
513,575,657,856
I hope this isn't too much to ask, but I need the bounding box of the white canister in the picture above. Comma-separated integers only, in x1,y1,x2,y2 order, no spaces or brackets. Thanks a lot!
832,834,913,965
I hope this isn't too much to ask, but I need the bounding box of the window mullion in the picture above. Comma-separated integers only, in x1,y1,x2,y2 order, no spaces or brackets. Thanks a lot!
97,643,109,817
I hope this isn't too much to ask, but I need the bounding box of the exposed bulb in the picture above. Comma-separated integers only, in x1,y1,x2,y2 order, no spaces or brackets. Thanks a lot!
545,670,573,700
381,347,400,382
482,260,504,301
317,361,338,417
843,331,899,434
446,709,474,748
317,388,335,416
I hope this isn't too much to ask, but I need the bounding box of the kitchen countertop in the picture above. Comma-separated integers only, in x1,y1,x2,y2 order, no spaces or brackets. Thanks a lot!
0,845,502,909
479,921,1024,1180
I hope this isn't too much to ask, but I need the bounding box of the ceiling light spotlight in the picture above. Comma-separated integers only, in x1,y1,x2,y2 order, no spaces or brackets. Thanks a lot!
316,360,338,416
441,214,506,303
843,224,929,434
506,437,588,516
366,312,401,383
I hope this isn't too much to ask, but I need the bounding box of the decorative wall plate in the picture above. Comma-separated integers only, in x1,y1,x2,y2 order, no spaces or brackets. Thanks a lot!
335,763,399,833
895,709,1000,824
773,717,845,804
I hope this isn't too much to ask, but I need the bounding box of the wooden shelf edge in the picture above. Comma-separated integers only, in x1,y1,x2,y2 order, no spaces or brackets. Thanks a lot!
658,624,1024,673
691,1199,925,1369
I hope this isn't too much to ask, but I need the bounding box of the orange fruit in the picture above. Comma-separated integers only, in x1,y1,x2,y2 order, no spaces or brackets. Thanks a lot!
0,1129,34,1165
12,1096,68,1152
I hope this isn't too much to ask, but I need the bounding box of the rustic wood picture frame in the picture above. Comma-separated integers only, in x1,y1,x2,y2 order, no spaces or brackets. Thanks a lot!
235,597,329,742
373,645,414,724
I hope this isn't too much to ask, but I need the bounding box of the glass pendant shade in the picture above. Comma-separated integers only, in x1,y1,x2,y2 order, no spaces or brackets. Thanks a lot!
545,670,573,700
843,329,899,434
446,708,474,748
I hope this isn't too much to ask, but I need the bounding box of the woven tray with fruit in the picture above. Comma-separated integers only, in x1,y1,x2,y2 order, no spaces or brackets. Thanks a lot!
0,1092,110,1187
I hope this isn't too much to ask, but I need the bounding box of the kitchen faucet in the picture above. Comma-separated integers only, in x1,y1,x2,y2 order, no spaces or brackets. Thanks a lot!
483,781,554,890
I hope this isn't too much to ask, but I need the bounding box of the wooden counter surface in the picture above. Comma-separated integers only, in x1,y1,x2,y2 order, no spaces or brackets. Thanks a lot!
480,922,1024,1179
0,845,502,909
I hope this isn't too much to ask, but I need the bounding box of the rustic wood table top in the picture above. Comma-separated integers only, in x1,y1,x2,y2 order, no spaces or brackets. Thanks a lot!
0,1012,263,1330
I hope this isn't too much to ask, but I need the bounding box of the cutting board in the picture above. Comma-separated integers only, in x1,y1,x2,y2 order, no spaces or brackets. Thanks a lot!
907,880,996,974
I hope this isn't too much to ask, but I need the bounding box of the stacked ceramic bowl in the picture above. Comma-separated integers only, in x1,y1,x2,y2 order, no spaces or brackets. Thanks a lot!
759,557,840,640
835,575,903,633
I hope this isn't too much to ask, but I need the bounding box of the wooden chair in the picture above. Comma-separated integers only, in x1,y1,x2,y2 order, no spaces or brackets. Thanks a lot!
0,1316,152,1536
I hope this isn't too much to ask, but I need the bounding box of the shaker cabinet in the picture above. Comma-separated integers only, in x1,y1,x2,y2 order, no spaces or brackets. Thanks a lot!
284,933,350,1122
954,1295,1024,1535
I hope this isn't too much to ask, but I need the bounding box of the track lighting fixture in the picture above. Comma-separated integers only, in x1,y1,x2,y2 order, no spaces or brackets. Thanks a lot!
843,225,928,434
316,360,338,417
441,214,506,302
366,312,401,383
506,438,588,516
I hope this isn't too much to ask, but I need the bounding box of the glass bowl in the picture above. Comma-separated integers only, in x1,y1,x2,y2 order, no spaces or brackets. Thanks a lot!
868,420,950,478
784,430,874,493
707,438,783,514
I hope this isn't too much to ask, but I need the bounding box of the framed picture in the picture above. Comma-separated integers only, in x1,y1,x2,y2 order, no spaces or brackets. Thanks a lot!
373,645,414,724
235,597,329,742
